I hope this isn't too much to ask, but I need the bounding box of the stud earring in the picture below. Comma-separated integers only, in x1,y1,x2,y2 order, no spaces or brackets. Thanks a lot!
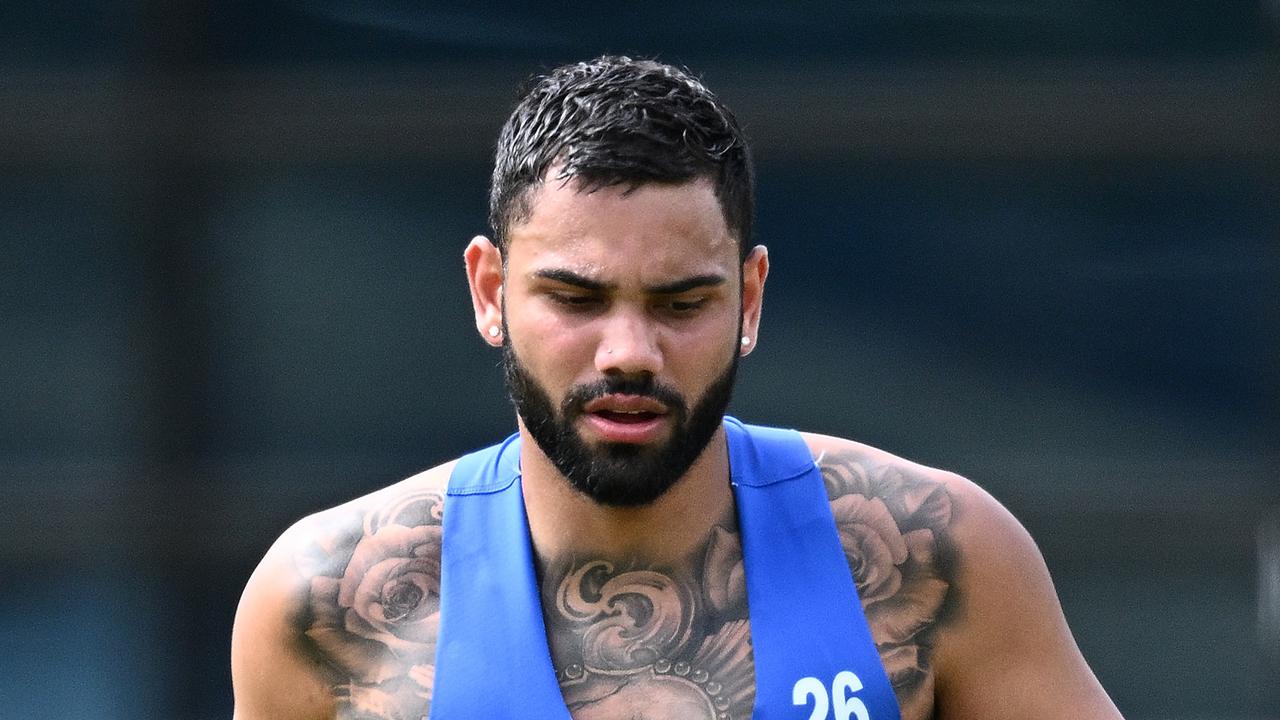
741,336,751,346
488,326,501,338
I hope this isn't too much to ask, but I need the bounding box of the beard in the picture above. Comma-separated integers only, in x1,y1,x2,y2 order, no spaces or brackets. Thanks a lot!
502,340,738,507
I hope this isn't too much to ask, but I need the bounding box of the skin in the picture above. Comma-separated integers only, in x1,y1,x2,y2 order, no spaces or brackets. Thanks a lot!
232,177,1125,720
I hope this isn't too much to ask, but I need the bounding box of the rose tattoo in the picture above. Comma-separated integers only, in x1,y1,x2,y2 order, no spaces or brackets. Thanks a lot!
819,450,955,710
295,490,444,719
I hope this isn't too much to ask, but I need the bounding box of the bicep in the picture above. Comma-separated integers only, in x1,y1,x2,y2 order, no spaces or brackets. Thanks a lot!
231,547,336,720
933,482,1123,720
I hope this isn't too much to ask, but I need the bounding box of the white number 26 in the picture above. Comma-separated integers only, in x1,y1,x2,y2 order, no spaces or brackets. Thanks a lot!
792,671,871,720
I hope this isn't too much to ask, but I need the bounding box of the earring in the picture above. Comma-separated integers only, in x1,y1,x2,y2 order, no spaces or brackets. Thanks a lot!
488,326,501,338
741,336,751,346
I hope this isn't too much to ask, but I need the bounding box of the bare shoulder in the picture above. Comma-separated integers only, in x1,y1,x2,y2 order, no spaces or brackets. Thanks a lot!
801,432,1042,587
800,431,1122,720
231,460,456,720
802,431,989,514
802,431,1055,587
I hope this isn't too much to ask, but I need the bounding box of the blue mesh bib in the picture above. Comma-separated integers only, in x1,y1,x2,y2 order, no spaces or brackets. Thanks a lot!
430,417,900,720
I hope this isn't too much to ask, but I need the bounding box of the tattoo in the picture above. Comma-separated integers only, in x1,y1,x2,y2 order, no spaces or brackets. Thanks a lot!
293,489,445,720
540,527,757,719
288,450,955,720
817,448,957,718
541,450,956,720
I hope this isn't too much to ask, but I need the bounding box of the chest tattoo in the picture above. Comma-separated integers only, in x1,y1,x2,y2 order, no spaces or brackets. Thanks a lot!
540,526,757,719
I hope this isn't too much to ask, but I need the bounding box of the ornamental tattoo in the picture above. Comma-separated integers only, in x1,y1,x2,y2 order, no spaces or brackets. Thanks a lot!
291,448,956,720
541,534,757,720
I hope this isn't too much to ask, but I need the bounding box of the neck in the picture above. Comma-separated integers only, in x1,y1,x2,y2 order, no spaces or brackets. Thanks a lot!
518,422,736,568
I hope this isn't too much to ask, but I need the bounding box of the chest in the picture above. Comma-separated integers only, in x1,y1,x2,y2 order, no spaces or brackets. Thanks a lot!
541,558,754,718
537,549,932,720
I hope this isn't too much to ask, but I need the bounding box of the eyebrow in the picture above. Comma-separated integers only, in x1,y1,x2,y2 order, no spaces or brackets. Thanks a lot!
647,274,728,294
531,269,727,294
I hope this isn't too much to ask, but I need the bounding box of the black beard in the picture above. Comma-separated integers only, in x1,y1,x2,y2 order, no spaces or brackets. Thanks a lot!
502,342,738,507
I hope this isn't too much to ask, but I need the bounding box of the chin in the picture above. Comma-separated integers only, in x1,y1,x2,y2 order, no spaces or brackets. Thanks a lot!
564,441,685,508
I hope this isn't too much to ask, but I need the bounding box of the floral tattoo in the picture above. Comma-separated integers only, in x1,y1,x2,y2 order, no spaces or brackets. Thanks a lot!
818,448,956,714
290,449,955,720
293,490,445,720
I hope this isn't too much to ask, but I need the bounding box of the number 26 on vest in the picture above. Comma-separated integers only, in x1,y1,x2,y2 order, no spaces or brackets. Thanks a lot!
792,671,871,720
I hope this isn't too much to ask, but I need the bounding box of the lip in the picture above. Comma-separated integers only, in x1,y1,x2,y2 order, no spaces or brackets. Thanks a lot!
580,394,670,444
582,394,669,415
582,412,669,444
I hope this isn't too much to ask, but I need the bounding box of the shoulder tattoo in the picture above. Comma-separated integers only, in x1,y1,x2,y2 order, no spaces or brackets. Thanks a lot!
291,489,445,720
817,448,958,710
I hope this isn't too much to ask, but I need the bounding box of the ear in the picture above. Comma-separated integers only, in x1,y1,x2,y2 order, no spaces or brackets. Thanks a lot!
739,244,769,356
464,235,505,347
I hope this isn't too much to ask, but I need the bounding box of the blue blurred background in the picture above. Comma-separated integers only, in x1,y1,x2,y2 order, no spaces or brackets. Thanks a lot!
1,2,1277,718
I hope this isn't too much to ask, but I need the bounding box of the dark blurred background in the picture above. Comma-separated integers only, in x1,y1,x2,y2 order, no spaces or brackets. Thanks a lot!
1,1,1277,718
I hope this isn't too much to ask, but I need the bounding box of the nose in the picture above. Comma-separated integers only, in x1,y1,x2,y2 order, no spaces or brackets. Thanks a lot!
595,309,663,377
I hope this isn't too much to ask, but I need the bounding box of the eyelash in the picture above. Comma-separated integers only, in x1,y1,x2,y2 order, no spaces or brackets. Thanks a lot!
667,298,707,313
549,293,600,309
547,293,707,315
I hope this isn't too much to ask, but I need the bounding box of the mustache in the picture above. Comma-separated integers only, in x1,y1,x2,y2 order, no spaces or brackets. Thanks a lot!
562,375,688,416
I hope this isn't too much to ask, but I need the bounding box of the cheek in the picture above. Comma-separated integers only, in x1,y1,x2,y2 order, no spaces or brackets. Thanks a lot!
509,314,594,386
662,322,739,387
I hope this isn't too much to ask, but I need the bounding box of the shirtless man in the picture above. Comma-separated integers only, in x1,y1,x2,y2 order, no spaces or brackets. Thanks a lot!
232,56,1124,720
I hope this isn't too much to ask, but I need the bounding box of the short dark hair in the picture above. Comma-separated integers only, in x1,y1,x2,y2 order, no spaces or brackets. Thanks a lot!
489,56,755,258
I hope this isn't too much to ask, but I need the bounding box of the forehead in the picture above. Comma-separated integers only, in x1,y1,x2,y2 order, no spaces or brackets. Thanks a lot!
505,177,739,284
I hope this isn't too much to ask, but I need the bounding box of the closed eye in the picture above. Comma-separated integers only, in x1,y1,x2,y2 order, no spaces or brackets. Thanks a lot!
661,297,709,314
548,292,603,310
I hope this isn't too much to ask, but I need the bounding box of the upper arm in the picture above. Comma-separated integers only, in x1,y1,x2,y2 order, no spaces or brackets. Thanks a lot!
932,479,1123,720
231,523,335,720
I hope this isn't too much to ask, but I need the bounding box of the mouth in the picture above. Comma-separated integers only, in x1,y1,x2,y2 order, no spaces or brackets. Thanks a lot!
580,394,671,443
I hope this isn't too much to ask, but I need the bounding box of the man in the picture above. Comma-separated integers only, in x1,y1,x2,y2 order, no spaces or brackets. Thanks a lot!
232,56,1124,720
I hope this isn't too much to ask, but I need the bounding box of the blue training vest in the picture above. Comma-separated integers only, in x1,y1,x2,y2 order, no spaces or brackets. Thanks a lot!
430,417,900,719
